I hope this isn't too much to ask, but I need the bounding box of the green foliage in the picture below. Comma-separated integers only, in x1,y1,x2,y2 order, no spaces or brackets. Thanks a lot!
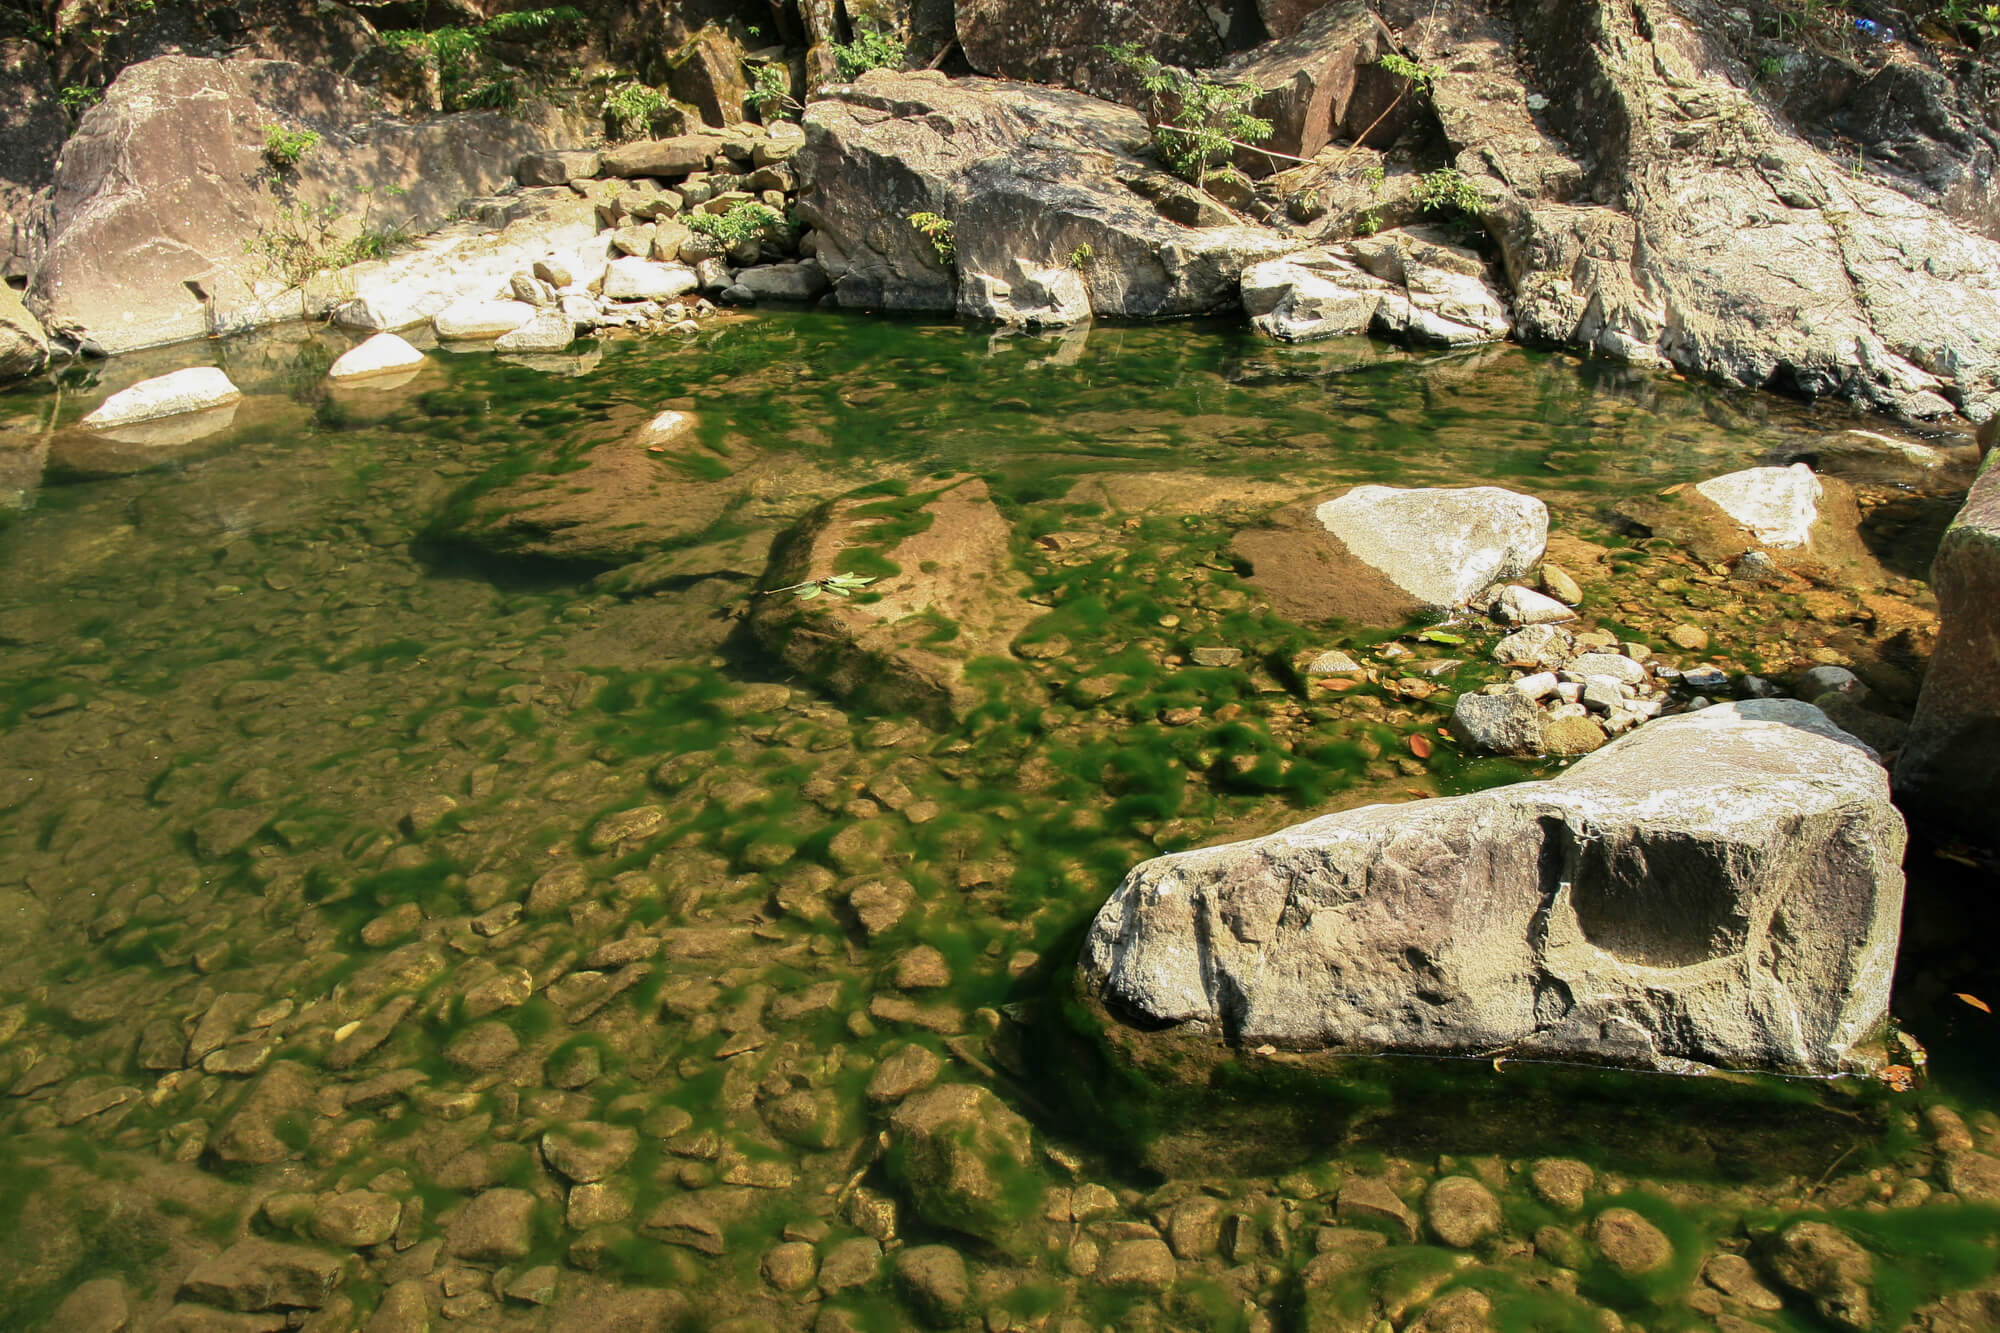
261,124,321,170
59,84,99,111
1377,52,1438,88
686,201,787,246
771,572,878,601
245,194,409,287
907,211,956,265
1943,0,2000,41
1102,43,1272,186
602,82,668,141
383,7,583,112
747,63,800,120
1413,167,1487,217
1067,243,1095,271
833,29,907,80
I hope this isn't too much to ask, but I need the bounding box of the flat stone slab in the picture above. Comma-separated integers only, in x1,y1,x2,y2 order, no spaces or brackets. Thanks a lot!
80,367,241,428
1313,484,1548,612
1695,464,1822,549
433,300,536,340
1081,699,1904,1074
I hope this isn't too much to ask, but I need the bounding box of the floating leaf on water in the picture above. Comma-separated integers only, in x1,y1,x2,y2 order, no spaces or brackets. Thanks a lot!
1417,629,1466,645
1407,734,1433,759
1660,482,1686,496
1955,992,1991,1014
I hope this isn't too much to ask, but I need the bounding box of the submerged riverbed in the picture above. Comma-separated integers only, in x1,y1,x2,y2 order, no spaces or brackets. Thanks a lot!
3,312,1998,1331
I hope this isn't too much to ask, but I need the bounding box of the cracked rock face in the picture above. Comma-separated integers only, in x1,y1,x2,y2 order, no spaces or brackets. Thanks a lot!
1080,700,1905,1074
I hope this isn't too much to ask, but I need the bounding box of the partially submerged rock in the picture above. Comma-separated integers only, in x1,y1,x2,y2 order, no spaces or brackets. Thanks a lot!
1695,465,1822,550
1234,484,1547,625
748,476,1037,727
1896,453,2000,835
327,333,424,382
79,367,241,428
1080,701,1904,1074
1242,231,1511,346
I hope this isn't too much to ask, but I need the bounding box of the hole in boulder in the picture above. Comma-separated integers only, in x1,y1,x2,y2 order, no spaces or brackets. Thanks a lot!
1566,830,1752,968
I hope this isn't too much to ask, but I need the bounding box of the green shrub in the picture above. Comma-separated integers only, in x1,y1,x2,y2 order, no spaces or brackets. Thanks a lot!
383,7,584,112
262,124,321,170
1413,167,1486,216
833,29,906,80
603,82,668,141
907,211,955,265
747,63,800,120
686,201,787,246
1102,43,1272,187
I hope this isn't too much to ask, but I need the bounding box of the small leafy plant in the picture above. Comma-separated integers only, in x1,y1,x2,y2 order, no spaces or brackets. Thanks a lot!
765,572,877,601
59,84,100,113
747,64,801,120
1413,167,1486,216
1103,42,1273,186
686,201,786,245
384,7,584,112
603,82,668,140
907,211,956,265
262,124,321,170
833,30,906,80
1067,243,1095,271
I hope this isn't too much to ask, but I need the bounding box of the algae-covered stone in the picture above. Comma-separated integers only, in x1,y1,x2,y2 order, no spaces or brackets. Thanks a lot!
446,1187,539,1263
1425,1176,1500,1248
888,1083,1041,1248
542,1121,639,1183
894,1244,970,1326
1591,1207,1671,1275
1763,1220,1874,1331
179,1238,347,1310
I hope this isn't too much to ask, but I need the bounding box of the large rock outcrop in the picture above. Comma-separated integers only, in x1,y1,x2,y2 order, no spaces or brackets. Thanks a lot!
1400,0,2000,424
1896,453,2000,836
795,70,1296,323
1241,228,1511,345
1081,700,1905,1075
25,54,583,355
952,0,1233,105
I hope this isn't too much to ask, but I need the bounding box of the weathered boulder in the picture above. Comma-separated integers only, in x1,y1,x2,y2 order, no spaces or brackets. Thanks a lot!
1762,1221,1875,1333
492,309,576,353
327,332,425,382
1080,700,1905,1074
1896,453,2000,835
666,26,750,128
26,55,584,355
0,37,66,280
600,134,724,180
1222,1,1404,170
733,262,832,303
888,1082,1041,1248
1241,232,1510,346
1417,0,2000,423
79,367,242,428
796,71,1295,319
1695,465,1822,550
0,281,49,380
952,0,1228,104
1314,484,1546,612
602,257,699,301
433,300,535,340
179,1239,347,1311
749,476,1038,727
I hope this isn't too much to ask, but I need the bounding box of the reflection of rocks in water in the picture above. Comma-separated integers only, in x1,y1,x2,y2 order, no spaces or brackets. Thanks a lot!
980,322,1093,369
48,405,238,477
498,348,604,377
0,438,48,509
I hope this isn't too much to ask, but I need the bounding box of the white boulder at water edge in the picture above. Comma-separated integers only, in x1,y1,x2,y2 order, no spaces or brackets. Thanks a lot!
1315,484,1547,611
78,367,241,428
1080,700,1906,1076
326,334,426,383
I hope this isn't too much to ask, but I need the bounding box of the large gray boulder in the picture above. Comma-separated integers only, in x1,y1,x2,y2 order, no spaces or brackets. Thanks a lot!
1413,0,2000,424
1896,454,2000,836
795,71,1295,321
26,54,584,355
1080,700,1905,1075
1241,230,1511,346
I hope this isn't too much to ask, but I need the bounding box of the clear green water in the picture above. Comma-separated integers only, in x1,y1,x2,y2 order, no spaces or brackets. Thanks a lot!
0,313,1995,1331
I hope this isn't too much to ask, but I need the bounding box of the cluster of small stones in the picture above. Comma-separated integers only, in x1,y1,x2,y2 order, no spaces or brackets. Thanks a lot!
514,120,822,338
